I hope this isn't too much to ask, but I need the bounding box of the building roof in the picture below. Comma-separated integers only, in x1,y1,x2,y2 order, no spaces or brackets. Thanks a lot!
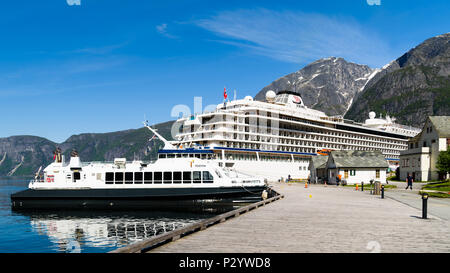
329,150,389,168
410,116,450,142
429,116,450,138
311,155,328,169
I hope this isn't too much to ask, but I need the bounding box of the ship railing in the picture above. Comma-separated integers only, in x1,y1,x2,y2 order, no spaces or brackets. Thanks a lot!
387,123,421,132
81,160,155,166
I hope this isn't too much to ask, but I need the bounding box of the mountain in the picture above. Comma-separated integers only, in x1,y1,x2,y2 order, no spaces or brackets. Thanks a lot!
345,33,450,126
254,57,376,116
0,120,175,177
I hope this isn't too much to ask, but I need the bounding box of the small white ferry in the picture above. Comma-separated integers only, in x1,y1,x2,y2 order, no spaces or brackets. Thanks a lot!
11,123,267,210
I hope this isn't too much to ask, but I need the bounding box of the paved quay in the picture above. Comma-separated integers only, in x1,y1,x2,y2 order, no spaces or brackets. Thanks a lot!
149,182,450,253
384,181,450,221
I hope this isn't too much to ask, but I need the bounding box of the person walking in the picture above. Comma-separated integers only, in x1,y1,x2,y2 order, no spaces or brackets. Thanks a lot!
405,173,413,190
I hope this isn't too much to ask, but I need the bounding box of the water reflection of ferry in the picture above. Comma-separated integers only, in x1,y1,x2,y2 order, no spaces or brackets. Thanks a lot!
23,211,211,253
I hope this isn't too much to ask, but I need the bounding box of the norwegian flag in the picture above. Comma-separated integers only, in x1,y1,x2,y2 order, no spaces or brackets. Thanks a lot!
149,134,158,141
224,87,228,100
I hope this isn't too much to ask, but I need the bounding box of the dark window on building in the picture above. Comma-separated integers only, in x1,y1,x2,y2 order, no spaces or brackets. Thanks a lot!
154,172,162,184
144,172,153,184
115,172,124,184
105,172,114,184
73,172,81,181
193,171,201,183
173,172,182,184
125,172,133,184
202,171,214,183
163,172,172,184
134,172,143,184
183,172,192,183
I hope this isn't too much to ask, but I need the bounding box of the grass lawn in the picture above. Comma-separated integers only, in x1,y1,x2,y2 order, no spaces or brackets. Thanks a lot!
343,184,397,190
420,181,450,198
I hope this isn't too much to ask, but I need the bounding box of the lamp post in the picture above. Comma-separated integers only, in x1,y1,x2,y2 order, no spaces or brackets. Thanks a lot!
422,193,429,219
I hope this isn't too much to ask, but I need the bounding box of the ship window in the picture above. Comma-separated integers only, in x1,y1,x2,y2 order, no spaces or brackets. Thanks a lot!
182,154,189,158
183,172,192,183
73,172,81,182
159,154,167,159
193,171,201,183
167,154,175,158
154,172,162,183
195,154,201,159
173,172,182,184
134,172,143,184
189,154,194,158
163,172,172,184
202,171,214,183
115,172,124,184
125,172,133,184
176,154,182,158
105,172,114,184
144,172,153,184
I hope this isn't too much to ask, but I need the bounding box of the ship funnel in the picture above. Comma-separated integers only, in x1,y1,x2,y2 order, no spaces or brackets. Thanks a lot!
69,149,82,169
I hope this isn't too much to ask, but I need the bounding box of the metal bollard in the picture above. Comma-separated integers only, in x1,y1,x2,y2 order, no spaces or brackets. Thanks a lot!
361,182,364,192
381,185,384,199
422,193,429,219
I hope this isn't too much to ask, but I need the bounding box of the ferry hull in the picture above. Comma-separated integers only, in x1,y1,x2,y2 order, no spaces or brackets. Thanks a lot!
10,186,268,210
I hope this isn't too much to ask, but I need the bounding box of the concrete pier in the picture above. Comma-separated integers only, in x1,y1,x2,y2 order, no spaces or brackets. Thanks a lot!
148,183,450,253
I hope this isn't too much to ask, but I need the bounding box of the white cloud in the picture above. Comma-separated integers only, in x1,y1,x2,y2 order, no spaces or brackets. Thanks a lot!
156,23,178,39
194,9,392,67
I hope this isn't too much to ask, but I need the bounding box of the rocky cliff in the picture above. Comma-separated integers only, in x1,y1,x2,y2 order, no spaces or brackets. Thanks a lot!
0,121,175,177
254,57,376,116
345,33,450,126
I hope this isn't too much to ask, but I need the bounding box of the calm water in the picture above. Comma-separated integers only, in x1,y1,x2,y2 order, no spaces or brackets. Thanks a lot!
0,178,233,253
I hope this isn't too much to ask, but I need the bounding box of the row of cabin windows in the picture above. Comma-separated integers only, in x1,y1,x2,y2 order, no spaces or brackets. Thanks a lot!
105,171,214,185
158,153,215,160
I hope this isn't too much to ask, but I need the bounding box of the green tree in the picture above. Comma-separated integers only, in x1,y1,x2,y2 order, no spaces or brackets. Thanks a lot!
436,149,450,177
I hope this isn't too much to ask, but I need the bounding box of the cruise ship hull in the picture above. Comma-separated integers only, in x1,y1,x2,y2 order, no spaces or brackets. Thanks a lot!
10,186,268,210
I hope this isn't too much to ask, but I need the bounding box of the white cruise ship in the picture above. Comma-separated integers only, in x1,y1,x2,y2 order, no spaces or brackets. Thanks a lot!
171,90,421,181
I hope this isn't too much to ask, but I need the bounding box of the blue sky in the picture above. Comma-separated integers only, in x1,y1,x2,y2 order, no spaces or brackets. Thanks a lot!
0,0,449,143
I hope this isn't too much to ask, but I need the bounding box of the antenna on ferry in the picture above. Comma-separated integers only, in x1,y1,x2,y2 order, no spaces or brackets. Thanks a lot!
34,166,42,180
143,120,176,150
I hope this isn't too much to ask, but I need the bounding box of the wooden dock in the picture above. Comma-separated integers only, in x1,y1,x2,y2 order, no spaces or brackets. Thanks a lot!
112,183,450,253
110,190,284,253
